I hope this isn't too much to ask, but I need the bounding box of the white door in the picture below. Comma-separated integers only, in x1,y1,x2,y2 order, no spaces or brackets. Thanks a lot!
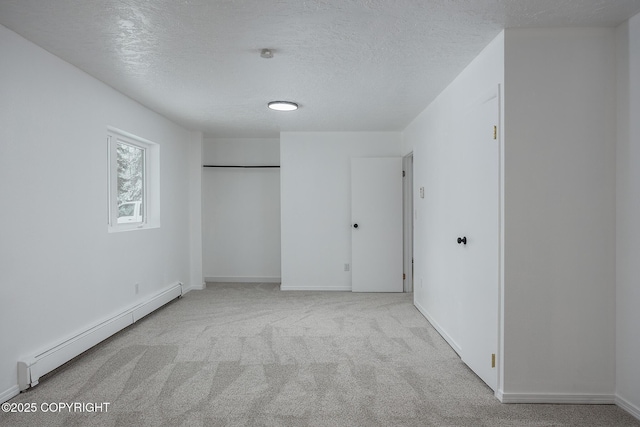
458,89,500,390
351,157,403,292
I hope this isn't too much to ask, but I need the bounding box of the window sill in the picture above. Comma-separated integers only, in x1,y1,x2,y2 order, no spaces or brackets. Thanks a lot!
107,222,160,233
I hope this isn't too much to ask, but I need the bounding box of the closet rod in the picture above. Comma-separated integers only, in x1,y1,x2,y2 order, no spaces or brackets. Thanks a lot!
203,165,280,168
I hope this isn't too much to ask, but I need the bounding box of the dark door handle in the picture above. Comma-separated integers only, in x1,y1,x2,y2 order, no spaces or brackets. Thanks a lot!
457,236,467,245
353,224,359,229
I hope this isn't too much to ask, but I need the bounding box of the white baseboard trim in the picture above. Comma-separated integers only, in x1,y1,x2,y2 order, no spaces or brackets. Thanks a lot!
280,285,351,291
180,282,205,294
17,282,183,392
497,391,615,404
616,394,640,421
0,385,20,404
413,300,462,355
205,276,281,283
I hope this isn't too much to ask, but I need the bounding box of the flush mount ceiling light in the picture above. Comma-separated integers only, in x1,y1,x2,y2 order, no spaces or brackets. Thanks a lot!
267,101,299,111
260,48,274,59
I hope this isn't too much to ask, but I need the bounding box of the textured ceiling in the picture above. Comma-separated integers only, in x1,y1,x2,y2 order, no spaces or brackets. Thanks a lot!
1,0,639,137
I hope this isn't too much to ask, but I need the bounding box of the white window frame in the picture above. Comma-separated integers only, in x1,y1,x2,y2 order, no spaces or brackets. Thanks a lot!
107,127,160,232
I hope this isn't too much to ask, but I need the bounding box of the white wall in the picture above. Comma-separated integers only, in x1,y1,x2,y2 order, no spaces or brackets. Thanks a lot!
202,138,281,282
402,31,504,360
189,132,205,290
502,28,616,399
280,132,401,290
616,12,640,417
0,25,197,400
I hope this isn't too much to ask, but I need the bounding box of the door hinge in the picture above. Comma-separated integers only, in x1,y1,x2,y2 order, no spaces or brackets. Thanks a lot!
402,170,406,177
403,273,406,280
493,125,498,140
491,353,496,368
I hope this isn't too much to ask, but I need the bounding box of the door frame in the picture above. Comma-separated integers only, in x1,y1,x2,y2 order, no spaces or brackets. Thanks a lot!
403,153,414,293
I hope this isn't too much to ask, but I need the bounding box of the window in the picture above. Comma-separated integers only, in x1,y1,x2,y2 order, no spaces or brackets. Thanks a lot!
107,127,159,231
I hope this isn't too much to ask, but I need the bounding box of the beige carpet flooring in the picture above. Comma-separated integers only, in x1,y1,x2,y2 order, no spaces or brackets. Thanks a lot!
1,282,638,426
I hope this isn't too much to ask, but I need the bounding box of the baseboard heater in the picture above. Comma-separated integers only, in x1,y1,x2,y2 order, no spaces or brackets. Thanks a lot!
17,282,183,391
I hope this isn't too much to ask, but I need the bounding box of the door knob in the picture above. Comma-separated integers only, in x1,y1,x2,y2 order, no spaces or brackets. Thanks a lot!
353,223,359,229
457,236,467,245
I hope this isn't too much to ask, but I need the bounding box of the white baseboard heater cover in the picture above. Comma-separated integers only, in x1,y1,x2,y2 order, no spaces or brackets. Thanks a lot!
17,283,183,391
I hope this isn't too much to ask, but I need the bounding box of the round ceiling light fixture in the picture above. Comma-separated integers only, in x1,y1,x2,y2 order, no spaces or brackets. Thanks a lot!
268,101,299,111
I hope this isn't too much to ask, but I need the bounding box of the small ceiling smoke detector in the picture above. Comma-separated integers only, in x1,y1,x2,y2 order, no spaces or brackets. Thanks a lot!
268,101,298,111
260,49,274,59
